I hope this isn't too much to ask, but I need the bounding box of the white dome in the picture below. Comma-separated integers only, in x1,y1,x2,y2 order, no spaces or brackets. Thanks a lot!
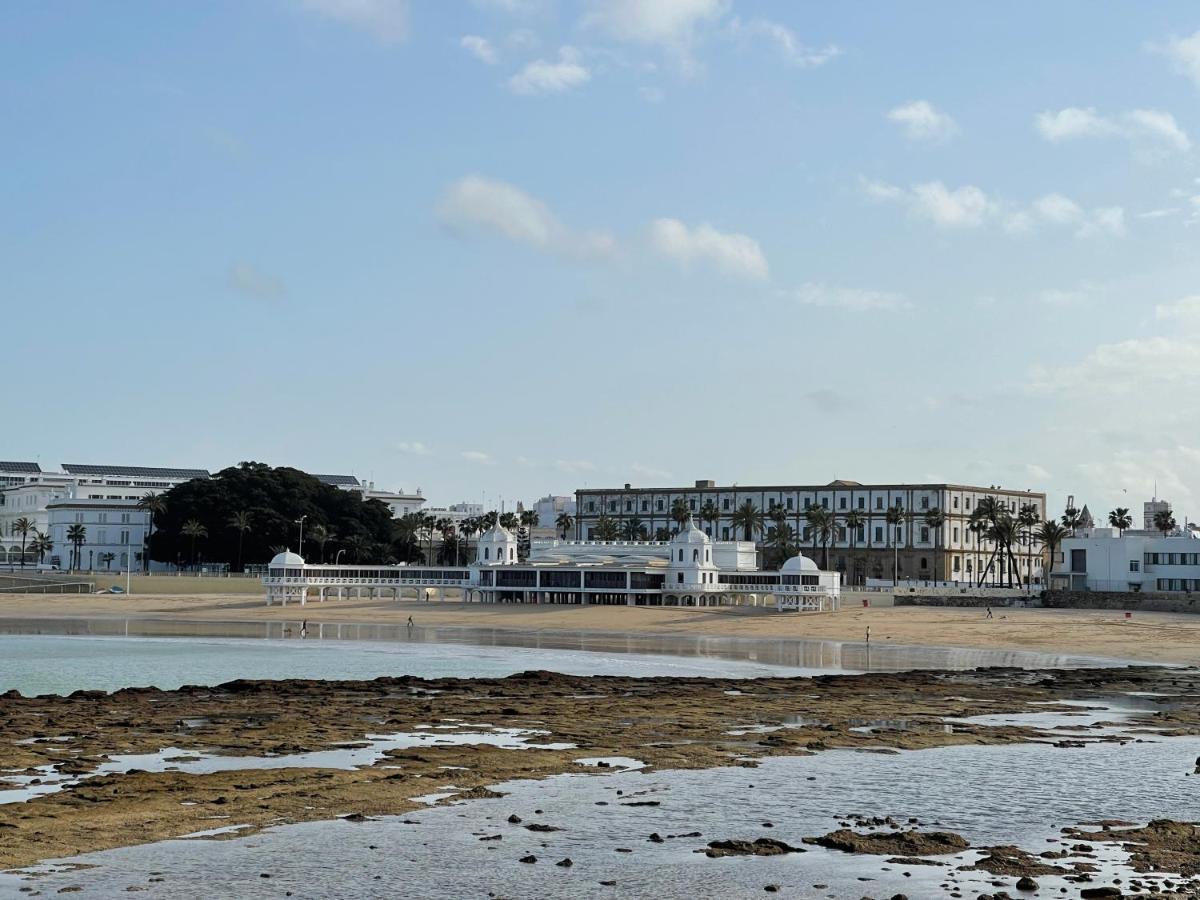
780,554,819,573
670,517,710,544
270,550,306,566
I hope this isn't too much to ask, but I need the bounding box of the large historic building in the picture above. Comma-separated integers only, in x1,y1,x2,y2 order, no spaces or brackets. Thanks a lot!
574,479,1048,587
263,519,841,612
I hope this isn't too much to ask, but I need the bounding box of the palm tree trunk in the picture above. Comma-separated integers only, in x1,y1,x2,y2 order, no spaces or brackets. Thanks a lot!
237,532,244,572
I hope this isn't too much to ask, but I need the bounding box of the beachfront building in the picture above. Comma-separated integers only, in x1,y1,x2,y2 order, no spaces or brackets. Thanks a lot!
1052,526,1200,593
0,462,208,566
574,479,1048,587
46,498,151,573
316,474,427,518
263,518,841,611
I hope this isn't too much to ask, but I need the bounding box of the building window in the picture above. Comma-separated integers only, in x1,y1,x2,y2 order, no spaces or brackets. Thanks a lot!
821,498,828,509
689,499,696,511
657,500,664,511
786,498,793,510
874,526,883,542
587,502,594,512
641,500,648,512
921,527,930,542
875,497,883,509
1129,560,1140,573
953,556,960,572
953,527,959,542
722,499,730,511
608,501,616,512
677,572,684,584
857,497,865,509
693,549,699,562
953,497,959,510
839,497,846,509
722,527,730,540
625,501,632,512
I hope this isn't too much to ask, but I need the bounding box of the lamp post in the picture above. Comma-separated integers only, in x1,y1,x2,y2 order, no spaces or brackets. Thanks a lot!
335,548,346,565
296,516,307,558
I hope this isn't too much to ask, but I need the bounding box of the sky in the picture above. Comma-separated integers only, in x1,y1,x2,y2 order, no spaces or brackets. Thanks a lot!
3,1,1200,521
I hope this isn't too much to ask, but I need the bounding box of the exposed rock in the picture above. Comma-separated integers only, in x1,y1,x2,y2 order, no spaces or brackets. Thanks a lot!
1065,820,1200,877
1016,876,1039,891
963,845,1069,877
805,829,969,856
705,838,806,858
555,858,572,868
519,855,537,864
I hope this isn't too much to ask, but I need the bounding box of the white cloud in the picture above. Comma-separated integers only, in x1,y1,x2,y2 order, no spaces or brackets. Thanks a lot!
553,459,596,474
858,176,905,202
299,0,409,44
784,283,912,312
1032,193,1084,225
1155,295,1200,326
1156,29,1200,89
461,35,498,64
910,181,992,228
395,441,431,455
727,16,840,68
227,262,286,303
460,450,495,464
437,175,616,261
1028,336,1200,396
887,100,957,141
508,46,590,95
1025,463,1052,482
1036,106,1190,153
583,0,728,50
649,218,768,280
1075,206,1125,239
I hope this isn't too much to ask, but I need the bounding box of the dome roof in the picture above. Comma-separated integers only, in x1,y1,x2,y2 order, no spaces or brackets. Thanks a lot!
780,553,819,573
478,523,515,543
270,550,305,566
670,516,710,544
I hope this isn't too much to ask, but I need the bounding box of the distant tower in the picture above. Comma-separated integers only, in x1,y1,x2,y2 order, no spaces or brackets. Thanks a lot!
666,517,718,590
1144,497,1171,532
475,522,518,565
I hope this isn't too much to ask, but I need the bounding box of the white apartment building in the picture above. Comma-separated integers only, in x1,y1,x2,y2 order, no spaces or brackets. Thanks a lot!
1053,527,1200,593
314,474,426,518
46,498,150,572
1,462,209,566
534,495,577,533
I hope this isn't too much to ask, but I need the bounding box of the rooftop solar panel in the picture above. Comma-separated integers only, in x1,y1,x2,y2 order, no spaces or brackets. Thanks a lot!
61,464,211,479
313,474,360,486
0,462,42,473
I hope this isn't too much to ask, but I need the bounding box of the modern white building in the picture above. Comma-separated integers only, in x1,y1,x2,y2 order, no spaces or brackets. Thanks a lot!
263,517,841,611
315,474,426,518
1052,526,1200,593
1,462,208,566
534,495,577,533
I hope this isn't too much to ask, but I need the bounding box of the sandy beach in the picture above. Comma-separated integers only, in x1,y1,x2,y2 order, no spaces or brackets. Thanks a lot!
1,592,1197,664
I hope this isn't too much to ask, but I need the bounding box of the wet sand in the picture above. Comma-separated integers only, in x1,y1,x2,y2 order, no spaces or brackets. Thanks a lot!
1,592,1198,664
1,664,1197,870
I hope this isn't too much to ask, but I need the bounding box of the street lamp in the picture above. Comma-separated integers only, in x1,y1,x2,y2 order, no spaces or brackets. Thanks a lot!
296,516,307,558
335,548,346,565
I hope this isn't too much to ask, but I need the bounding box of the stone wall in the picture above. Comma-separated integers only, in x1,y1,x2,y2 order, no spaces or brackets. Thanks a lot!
894,594,1032,609
1040,590,1200,614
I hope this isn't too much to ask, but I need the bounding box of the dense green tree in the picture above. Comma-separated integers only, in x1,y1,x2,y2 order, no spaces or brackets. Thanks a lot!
1153,508,1177,536
148,462,397,567
1036,520,1068,587
67,524,86,571
137,492,167,572
594,516,620,541
670,498,691,532
1108,507,1132,537
731,500,764,542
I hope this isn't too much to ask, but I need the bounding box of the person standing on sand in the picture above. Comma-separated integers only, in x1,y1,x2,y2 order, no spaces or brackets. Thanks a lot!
300,619,308,639
985,605,993,620
407,615,414,628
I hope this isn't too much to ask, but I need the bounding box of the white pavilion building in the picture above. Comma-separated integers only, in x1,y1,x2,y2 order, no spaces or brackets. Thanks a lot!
263,518,840,611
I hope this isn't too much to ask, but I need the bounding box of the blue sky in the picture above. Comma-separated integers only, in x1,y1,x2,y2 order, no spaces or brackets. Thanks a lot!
4,1,1200,520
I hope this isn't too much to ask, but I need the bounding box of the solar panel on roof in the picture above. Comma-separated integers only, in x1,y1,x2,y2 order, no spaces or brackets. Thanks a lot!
61,464,210,479
0,461,42,473
312,473,360,486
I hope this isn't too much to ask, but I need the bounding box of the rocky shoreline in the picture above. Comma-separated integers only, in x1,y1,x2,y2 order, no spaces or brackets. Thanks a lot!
1,665,1198,879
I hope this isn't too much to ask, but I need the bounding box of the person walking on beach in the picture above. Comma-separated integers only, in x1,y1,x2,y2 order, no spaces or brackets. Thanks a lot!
985,605,993,620
300,619,308,639
407,615,414,628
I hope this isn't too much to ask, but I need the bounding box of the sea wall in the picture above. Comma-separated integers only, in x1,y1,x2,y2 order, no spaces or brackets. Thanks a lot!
1040,590,1200,614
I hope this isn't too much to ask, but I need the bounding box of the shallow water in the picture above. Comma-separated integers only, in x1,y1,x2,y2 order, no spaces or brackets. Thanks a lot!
0,617,1130,696
2,736,1194,898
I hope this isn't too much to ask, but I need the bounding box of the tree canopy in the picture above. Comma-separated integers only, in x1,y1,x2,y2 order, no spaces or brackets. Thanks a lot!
148,462,396,567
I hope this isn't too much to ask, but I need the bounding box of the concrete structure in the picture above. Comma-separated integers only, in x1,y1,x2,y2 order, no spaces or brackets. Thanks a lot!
1,462,208,566
1052,526,1200,593
46,497,150,573
1144,497,1173,532
575,479,1047,587
314,474,426,518
263,517,840,611
534,495,577,533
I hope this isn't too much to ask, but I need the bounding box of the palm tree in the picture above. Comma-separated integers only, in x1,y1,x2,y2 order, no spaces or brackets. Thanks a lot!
923,507,945,583
804,505,831,566
66,524,86,571
731,500,764,543
308,523,330,563
669,498,691,533
137,492,167,572
518,509,538,559
986,515,1022,588
769,523,797,569
885,502,905,585
699,499,720,537
843,509,865,585
621,517,647,541
498,511,518,531
1153,508,1177,536
13,517,33,569
654,526,671,542
1017,502,1041,589
555,511,574,540
345,533,370,562
1035,520,1068,588
30,530,53,566
228,511,253,571
180,519,208,566
458,517,479,563
594,515,620,541
99,552,116,571
481,510,499,529
1061,505,1081,536
1107,507,1132,537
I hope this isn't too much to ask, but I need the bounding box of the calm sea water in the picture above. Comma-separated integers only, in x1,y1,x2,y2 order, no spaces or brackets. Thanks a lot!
0,618,1128,696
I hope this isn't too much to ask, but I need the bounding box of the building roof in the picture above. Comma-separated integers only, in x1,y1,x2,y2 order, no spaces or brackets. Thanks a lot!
62,464,210,480
270,550,306,566
670,517,710,545
577,481,1044,497
313,474,361,487
781,554,819,573
0,461,41,473
478,522,515,543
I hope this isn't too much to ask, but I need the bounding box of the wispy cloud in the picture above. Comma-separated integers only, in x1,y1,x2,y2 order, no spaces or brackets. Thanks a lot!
649,218,768,279
727,16,840,68
508,46,590,94
461,35,498,64
299,0,409,44
437,175,616,261
783,283,912,312
1155,295,1200,326
460,450,495,464
887,100,957,142
227,262,286,303
1035,106,1191,154
1152,29,1200,89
